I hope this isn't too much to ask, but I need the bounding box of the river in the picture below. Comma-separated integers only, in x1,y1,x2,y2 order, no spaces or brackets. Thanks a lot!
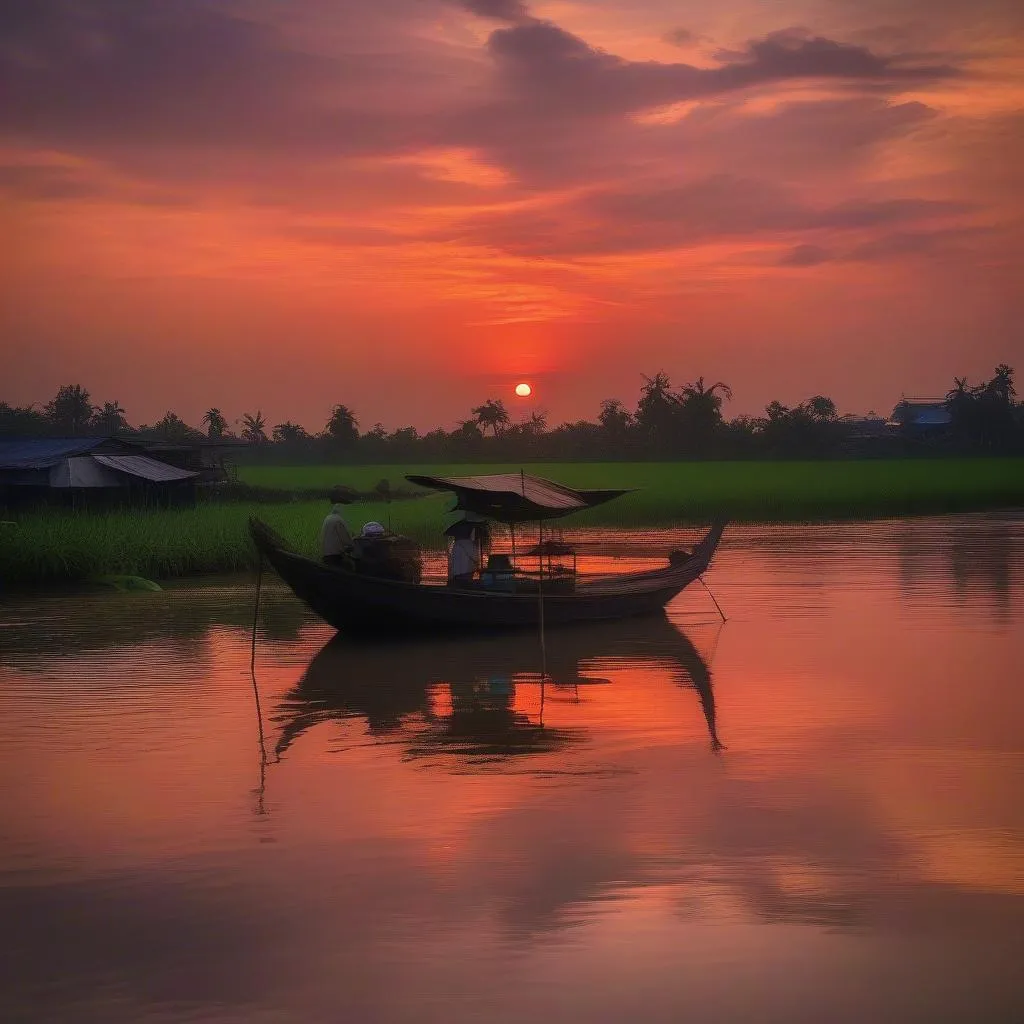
1,515,1021,1023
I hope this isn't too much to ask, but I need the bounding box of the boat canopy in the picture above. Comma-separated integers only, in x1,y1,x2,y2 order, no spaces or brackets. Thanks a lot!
405,472,632,523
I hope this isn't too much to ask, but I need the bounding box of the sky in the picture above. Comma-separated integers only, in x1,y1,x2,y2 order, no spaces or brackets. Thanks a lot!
1,0,1022,432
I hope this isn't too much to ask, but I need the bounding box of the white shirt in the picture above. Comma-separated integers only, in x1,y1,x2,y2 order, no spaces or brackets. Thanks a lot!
449,536,478,578
320,505,354,557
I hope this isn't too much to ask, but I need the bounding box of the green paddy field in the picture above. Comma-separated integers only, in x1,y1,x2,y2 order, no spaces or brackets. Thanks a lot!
2,459,1022,585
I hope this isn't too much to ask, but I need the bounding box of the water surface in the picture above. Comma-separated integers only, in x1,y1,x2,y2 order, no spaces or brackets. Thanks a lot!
1,515,1022,1023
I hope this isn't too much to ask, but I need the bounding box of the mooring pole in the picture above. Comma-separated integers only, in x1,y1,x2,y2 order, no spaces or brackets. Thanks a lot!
698,574,727,622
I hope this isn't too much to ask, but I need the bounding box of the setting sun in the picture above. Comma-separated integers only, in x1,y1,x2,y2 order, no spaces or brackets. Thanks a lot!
515,383,532,398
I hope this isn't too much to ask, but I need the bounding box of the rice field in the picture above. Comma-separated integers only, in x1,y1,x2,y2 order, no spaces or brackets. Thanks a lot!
0,501,399,587
2,459,1021,585
242,459,1024,523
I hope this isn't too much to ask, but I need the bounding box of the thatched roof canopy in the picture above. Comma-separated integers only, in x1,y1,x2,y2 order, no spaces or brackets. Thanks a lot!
406,472,631,524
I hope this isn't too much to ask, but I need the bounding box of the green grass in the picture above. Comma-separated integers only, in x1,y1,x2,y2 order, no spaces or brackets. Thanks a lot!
0,498,455,586
3,459,1022,585
241,459,1024,523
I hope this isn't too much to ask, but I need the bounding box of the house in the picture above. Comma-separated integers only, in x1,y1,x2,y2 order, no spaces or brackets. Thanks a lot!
886,399,952,441
137,437,247,484
0,437,199,508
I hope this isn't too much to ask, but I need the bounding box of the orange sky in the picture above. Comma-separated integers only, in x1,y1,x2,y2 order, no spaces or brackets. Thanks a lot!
1,0,1022,431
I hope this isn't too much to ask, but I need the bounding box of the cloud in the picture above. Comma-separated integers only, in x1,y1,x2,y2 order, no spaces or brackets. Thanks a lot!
429,175,974,258
0,0,443,156
712,27,957,84
780,243,834,266
458,0,530,21
779,225,994,267
0,0,964,204
664,28,698,48
483,20,958,120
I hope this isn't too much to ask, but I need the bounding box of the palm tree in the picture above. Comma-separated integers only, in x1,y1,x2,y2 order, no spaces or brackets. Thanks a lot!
203,408,228,439
523,410,548,435
635,372,679,444
471,398,510,436
986,364,1015,403
272,421,311,445
324,404,359,448
678,377,733,416
240,410,268,444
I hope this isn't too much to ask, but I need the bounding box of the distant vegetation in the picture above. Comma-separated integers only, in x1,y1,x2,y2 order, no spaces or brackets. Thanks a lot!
3,459,1022,585
2,365,1021,461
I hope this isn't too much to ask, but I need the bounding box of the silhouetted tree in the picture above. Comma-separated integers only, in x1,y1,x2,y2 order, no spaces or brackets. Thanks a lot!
805,395,838,423
523,410,547,435
45,384,93,436
240,411,268,444
757,396,844,456
324,404,359,449
147,411,202,442
635,372,679,451
946,365,1019,452
272,421,311,445
91,400,129,436
388,426,419,459
0,402,49,437
471,399,510,437
987,364,1015,404
203,408,228,439
598,398,632,440
675,377,732,453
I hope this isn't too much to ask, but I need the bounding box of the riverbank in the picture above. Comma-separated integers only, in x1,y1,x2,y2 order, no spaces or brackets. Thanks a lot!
2,458,1022,585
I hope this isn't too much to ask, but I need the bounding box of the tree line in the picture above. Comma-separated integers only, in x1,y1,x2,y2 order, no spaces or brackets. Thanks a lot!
1,366,1020,461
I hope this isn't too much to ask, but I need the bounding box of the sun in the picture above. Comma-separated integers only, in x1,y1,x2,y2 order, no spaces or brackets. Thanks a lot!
514,382,532,398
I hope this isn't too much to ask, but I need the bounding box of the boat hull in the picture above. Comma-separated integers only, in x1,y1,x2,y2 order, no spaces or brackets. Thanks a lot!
250,520,726,635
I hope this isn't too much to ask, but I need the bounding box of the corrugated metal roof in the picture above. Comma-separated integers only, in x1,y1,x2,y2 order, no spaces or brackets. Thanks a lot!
49,456,125,488
93,454,198,482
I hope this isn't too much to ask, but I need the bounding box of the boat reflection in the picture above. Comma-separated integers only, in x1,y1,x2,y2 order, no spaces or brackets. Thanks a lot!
272,615,724,762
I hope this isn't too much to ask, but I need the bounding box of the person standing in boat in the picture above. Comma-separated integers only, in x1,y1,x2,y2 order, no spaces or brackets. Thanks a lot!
445,512,489,586
321,486,357,566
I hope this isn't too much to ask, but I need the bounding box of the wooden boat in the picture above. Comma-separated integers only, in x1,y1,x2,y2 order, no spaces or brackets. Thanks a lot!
249,472,727,635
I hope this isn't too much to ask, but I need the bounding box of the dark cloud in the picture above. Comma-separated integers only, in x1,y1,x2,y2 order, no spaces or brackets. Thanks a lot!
0,0,963,198
458,0,530,22
664,27,697,47
848,224,994,260
712,27,954,82
483,20,958,120
780,225,993,267
780,244,834,266
0,0,442,155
